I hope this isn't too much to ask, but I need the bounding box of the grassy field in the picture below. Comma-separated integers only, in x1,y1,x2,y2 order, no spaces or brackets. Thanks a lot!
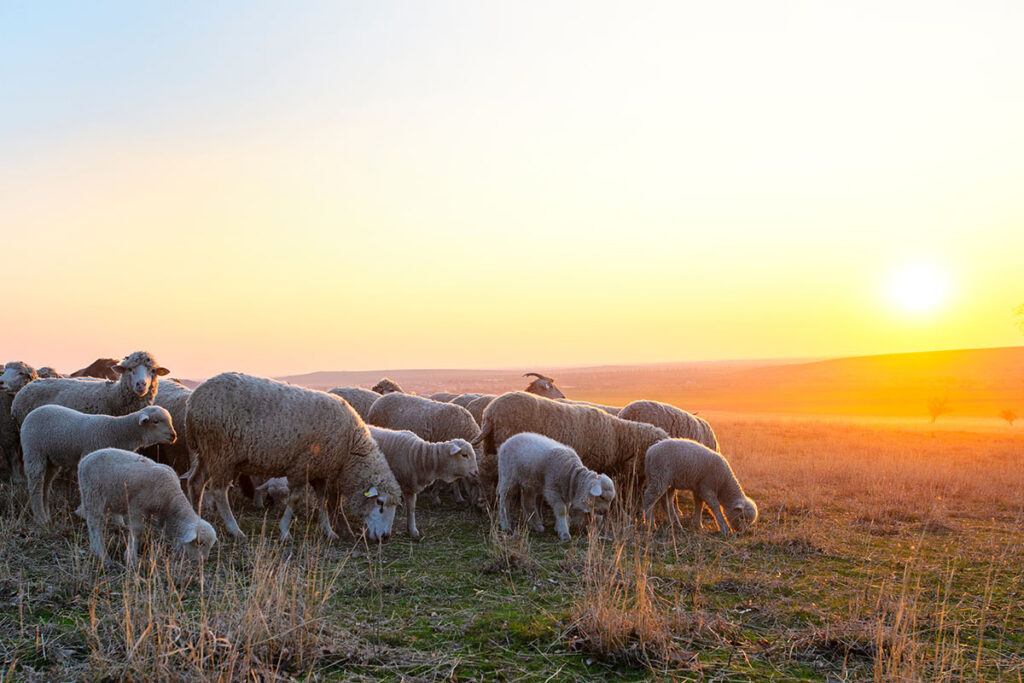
1,414,1021,681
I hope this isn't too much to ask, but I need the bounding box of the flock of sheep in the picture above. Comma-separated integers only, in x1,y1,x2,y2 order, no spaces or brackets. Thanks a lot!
0,354,758,566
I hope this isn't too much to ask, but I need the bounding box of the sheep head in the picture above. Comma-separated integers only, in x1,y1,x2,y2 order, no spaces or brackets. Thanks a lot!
112,351,169,398
350,486,397,542
371,377,403,395
0,361,37,394
726,496,759,533
179,519,218,560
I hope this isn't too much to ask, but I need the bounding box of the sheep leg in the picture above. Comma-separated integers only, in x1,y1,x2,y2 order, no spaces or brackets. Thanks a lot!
42,465,61,520
428,483,442,506
404,491,421,541
523,492,544,533
87,518,108,566
124,516,143,567
26,461,50,525
664,489,682,528
497,484,515,532
278,487,305,540
449,481,465,504
314,485,339,541
642,485,662,527
701,490,732,534
691,492,705,531
212,487,245,539
549,498,571,541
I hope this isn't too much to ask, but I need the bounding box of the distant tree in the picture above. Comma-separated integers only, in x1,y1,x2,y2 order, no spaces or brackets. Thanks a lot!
927,395,951,423
1001,409,1017,427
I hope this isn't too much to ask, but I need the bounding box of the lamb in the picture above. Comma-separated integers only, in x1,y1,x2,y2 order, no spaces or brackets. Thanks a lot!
328,386,380,421
642,438,757,534
184,372,400,542
252,477,290,508
12,351,168,425
371,377,404,394
496,433,615,540
474,391,669,496
21,404,177,524
36,367,63,379
619,400,719,451
77,448,217,566
369,426,477,539
0,361,38,483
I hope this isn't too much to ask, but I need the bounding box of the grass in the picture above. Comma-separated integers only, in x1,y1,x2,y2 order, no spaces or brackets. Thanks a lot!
0,414,1021,680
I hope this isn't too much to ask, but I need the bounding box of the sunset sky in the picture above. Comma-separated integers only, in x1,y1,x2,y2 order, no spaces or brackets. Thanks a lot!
2,2,1022,378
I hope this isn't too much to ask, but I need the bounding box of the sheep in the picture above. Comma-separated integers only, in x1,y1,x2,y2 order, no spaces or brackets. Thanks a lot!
560,398,622,416
497,432,616,540
371,377,404,394
466,394,497,425
71,357,121,380
36,367,63,379
184,372,400,542
449,393,485,410
252,477,290,508
0,361,38,483
522,373,566,399
428,392,459,403
77,448,217,566
474,391,669,497
11,351,168,425
328,386,380,421
368,392,479,444
643,438,757,534
619,400,718,451
21,404,177,524
369,426,477,539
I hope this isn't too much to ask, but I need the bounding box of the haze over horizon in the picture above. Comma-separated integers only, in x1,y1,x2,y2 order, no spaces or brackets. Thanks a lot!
3,2,1023,378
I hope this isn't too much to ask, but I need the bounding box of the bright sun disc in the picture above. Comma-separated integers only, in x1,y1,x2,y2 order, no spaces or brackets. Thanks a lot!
887,263,948,313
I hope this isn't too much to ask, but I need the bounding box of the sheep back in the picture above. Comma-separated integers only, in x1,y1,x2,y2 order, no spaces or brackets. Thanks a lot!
328,386,380,421
367,392,479,443
619,400,718,451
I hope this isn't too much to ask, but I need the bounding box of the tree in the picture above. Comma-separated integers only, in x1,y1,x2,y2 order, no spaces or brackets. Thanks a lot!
1001,409,1017,427
927,395,951,423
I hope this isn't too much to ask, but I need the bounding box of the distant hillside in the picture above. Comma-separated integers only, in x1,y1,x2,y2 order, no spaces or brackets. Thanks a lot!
274,346,1024,419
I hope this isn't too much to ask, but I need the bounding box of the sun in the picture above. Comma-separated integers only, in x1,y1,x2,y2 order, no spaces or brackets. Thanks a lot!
886,263,949,313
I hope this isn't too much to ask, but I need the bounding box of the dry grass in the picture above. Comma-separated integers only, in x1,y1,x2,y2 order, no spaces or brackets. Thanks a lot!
0,413,1021,680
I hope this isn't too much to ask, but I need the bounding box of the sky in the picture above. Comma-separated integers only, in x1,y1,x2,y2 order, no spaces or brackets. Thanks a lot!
1,1,1022,378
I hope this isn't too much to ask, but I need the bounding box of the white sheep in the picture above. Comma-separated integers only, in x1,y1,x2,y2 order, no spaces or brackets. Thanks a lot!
12,351,169,425
21,404,177,524
371,377,404,394
496,432,615,540
619,400,718,451
252,477,291,508
185,372,401,542
643,438,758,534
0,361,38,483
369,426,478,539
35,367,63,379
77,448,217,566
328,386,380,421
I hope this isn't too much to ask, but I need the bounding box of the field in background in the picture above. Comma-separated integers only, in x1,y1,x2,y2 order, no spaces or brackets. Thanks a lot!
1,412,1021,680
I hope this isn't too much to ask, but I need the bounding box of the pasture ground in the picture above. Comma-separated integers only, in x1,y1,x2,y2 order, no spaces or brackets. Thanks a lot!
0,415,1021,680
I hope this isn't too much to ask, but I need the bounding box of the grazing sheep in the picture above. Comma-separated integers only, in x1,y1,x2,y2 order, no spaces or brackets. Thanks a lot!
0,361,38,483
185,372,400,542
252,477,291,508
371,377,404,395
70,357,120,380
22,404,177,524
450,393,485,410
474,392,669,495
369,426,477,539
643,438,757,534
619,400,718,451
77,448,217,566
328,386,380,421
12,351,168,425
497,432,615,540
522,373,566,399
559,398,622,416
36,367,63,379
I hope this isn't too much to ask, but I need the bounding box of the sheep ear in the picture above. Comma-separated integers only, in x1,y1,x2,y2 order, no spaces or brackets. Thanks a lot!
254,480,271,492
364,487,379,499
154,366,170,376
732,502,745,511
448,443,461,456
138,413,151,425
589,480,603,497
110,365,125,376
181,526,198,544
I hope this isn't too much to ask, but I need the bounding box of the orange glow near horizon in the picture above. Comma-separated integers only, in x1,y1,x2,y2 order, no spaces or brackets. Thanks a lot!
2,3,1023,379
